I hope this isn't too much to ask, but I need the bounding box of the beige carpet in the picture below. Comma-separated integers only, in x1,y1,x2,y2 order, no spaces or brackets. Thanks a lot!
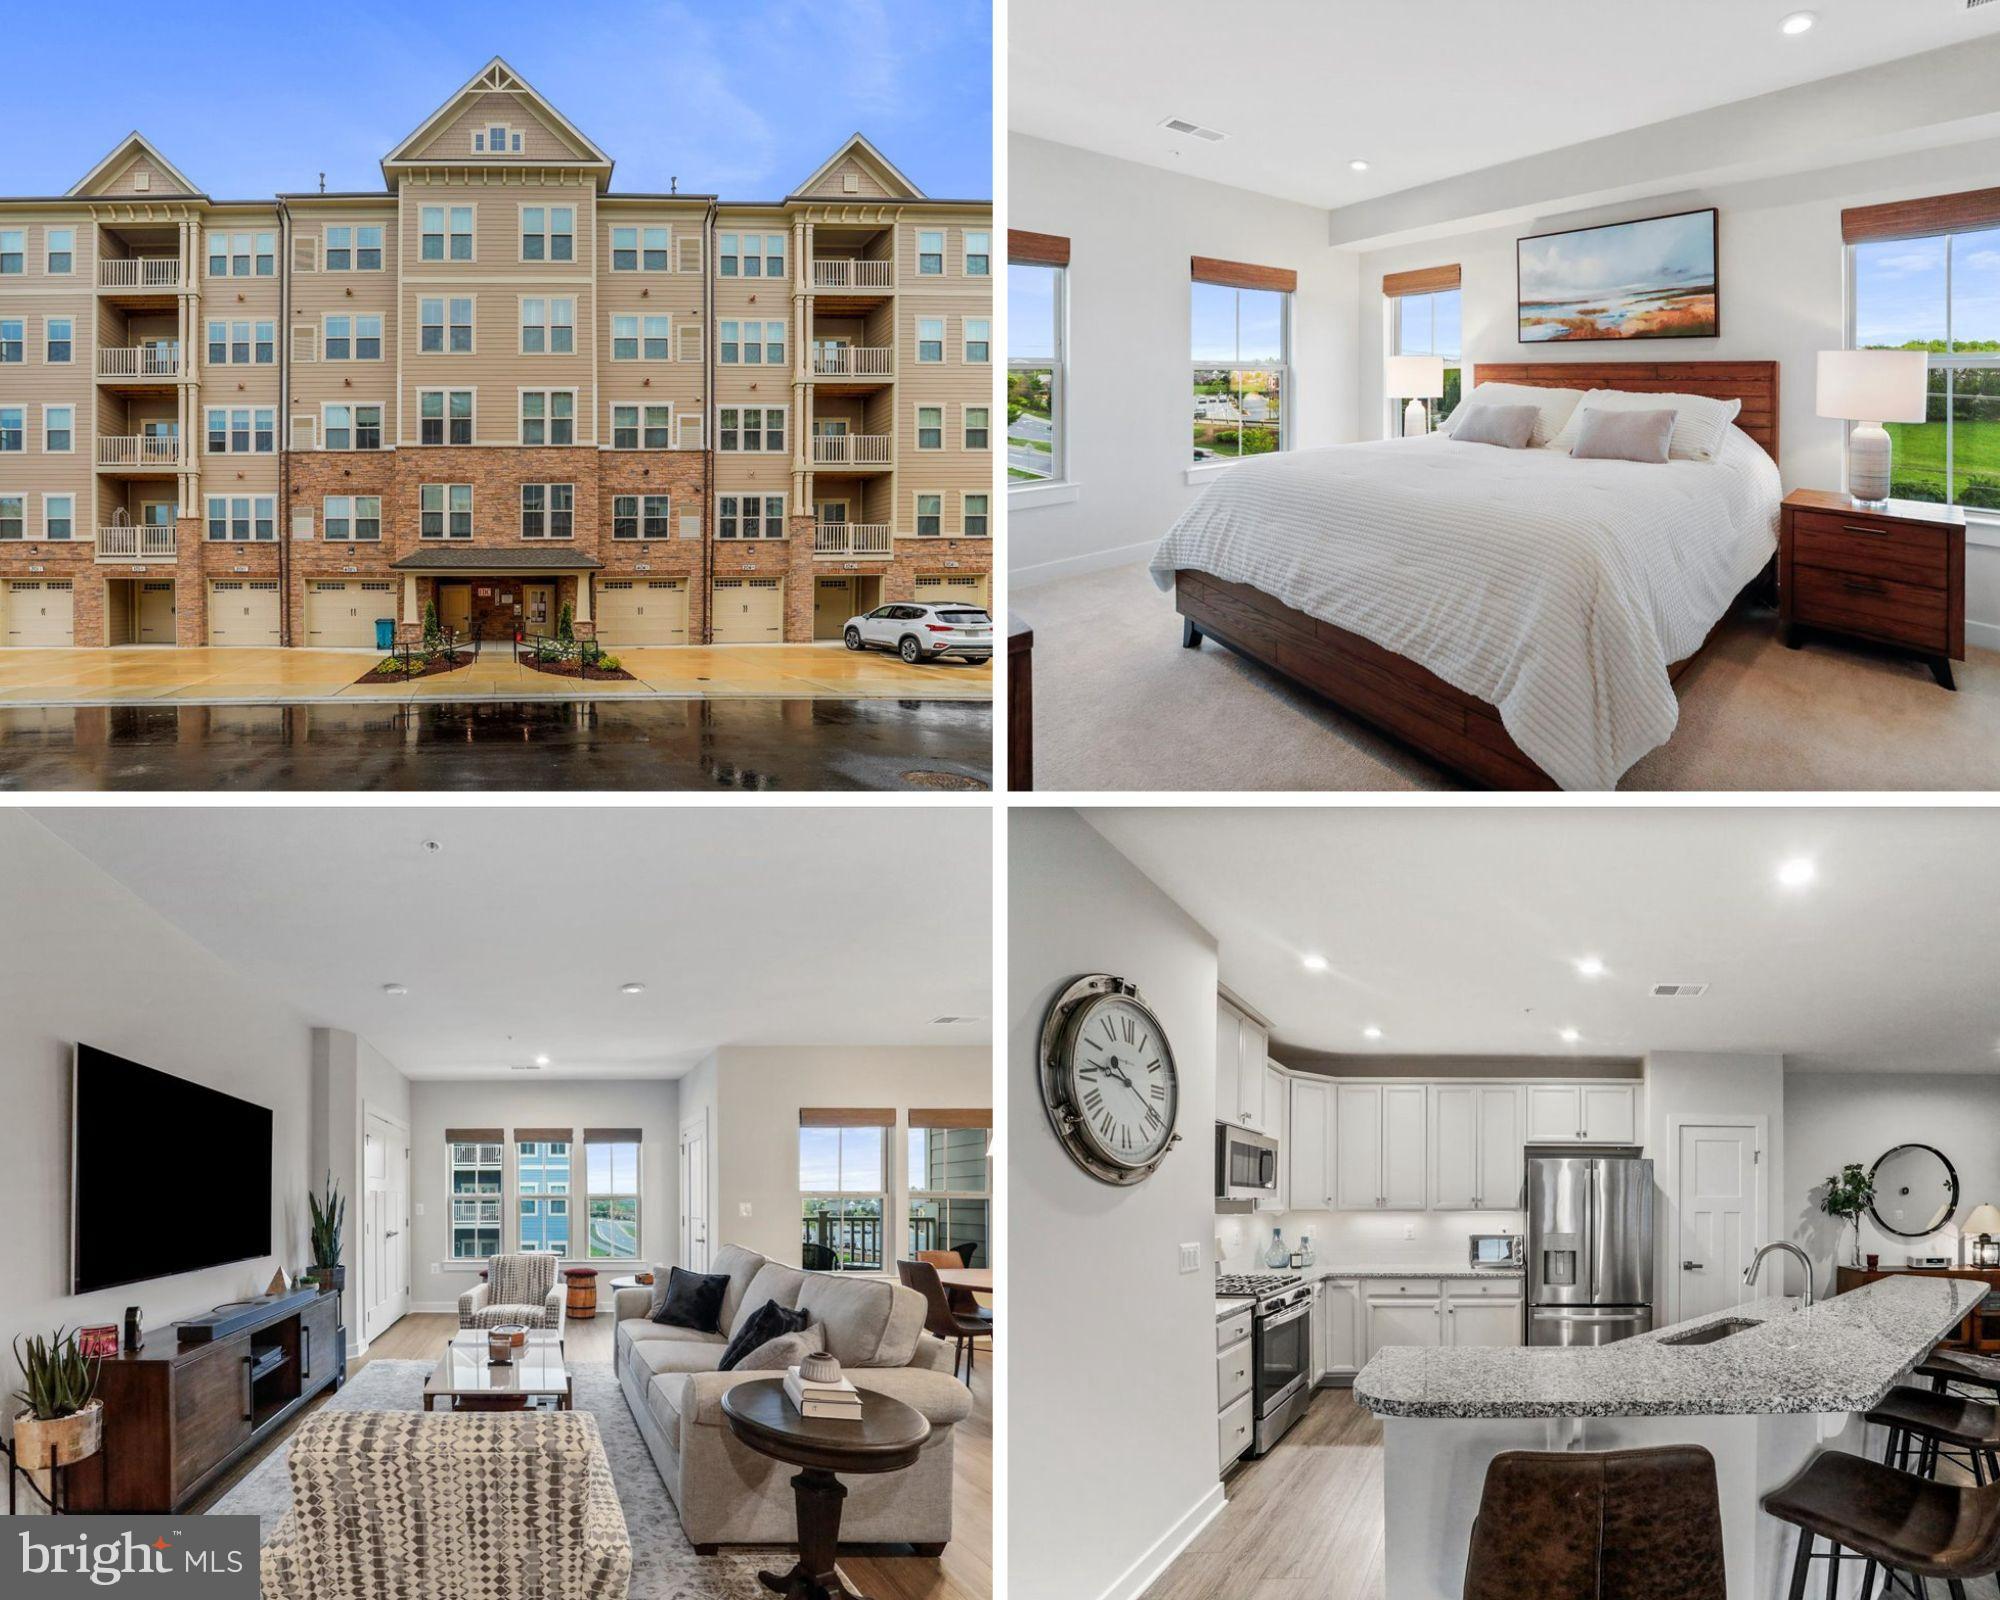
1018,563,2000,791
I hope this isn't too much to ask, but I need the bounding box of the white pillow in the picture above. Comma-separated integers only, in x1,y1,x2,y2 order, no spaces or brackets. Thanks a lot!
1440,382,1584,449
1549,389,1742,463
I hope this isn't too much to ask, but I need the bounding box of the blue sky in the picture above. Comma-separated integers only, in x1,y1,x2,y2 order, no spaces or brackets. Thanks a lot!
8,1,991,200
1856,231,2000,349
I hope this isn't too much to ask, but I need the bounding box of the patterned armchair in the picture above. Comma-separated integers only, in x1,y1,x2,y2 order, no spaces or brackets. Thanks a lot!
262,1410,630,1600
459,1252,565,1331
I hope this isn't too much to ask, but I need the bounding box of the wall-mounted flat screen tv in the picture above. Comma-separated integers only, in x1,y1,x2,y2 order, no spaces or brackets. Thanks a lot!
72,1043,273,1294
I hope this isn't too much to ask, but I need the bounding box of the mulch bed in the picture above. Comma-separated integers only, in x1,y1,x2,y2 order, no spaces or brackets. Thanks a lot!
520,656,638,682
353,654,475,686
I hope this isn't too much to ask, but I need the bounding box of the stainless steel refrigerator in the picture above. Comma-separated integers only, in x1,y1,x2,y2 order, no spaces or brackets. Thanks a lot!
1525,1152,1655,1346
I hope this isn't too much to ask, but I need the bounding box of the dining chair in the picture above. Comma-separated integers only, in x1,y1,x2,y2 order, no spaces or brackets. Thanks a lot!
897,1258,993,1386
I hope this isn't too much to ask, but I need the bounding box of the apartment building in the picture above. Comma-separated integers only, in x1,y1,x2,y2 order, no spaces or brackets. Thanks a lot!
0,58,992,650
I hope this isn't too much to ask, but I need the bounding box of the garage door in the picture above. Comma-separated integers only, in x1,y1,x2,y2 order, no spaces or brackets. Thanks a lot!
596,578,688,646
914,574,990,607
710,577,784,643
207,579,281,647
306,579,395,648
3,579,74,646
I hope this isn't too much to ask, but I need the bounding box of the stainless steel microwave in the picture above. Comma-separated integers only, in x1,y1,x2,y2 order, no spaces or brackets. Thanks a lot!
1216,1123,1279,1209
1469,1233,1525,1269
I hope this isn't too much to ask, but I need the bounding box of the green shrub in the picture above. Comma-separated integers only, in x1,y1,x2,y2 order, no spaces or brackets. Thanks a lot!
557,602,575,644
422,600,441,650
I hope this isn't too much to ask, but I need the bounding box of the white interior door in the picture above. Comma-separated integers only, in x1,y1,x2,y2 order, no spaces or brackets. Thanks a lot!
1675,1120,1761,1322
680,1114,709,1272
364,1110,411,1342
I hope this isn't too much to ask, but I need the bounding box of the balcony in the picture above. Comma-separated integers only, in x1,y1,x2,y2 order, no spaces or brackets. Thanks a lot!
813,522,894,558
810,432,892,469
96,525,178,562
97,435,185,472
98,257,182,294
812,346,893,380
812,258,893,291
97,346,182,386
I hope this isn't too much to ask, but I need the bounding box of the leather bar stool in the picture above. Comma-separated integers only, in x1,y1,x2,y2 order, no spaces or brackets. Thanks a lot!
1922,1350,2000,1402
1867,1385,2000,1486
1463,1445,1724,1600
1764,1449,2000,1599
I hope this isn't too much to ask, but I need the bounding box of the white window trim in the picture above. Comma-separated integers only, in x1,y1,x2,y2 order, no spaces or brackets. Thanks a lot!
517,294,578,358
322,222,385,272
40,403,74,455
639,312,673,362
717,404,786,453
1009,261,1070,495
415,387,476,448
606,401,673,451
518,481,577,540
419,204,478,265
916,316,946,364
319,400,388,452
44,229,75,277
321,492,384,543
915,228,946,276
203,493,279,542
40,491,75,539
717,317,786,366
716,491,788,540
473,124,523,156
418,482,476,540
516,202,577,265
960,489,992,538
962,401,992,452
584,1140,643,1263
964,316,992,365
914,402,945,452
0,404,24,454
517,387,581,447
42,316,74,364
604,222,672,273
203,405,278,456
418,294,478,358
913,488,945,538
963,229,991,277
0,316,24,365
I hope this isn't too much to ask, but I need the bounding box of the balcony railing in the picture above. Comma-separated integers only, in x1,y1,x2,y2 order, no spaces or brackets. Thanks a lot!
802,1217,883,1273
812,258,894,290
98,345,182,381
96,525,178,560
99,257,182,291
97,435,184,469
811,432,892,467
813,522,894,557
812,346,893,379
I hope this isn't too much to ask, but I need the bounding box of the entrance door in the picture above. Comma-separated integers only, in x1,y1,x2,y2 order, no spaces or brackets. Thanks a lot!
522,583,556,636
363,1109,411,1345
1675,1121,1763,1322
680,1113,709,1273
438,583,471,637
814,576,854,641
135,580,175,644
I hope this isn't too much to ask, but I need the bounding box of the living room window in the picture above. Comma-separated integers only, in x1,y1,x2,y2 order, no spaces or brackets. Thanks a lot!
584,1129,641,1260
448,1132,504,1259
516,1132,573,1255
907,1112,992,1269
799,1109,890,1272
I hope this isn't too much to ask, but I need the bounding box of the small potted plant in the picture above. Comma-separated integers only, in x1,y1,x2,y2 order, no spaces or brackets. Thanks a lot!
11,1328,103,1481
308,1172,347,1294
1821,1162,1876,1268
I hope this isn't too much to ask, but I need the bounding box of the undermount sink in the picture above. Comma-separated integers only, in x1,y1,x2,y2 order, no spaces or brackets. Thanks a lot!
1661,1317,1763,1346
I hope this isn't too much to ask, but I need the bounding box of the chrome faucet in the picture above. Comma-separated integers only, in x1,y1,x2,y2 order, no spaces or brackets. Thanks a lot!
1744,1241,1816,1307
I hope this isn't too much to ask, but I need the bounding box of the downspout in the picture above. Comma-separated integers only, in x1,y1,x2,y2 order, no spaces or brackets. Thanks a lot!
702,197,717,642
277,198,292,646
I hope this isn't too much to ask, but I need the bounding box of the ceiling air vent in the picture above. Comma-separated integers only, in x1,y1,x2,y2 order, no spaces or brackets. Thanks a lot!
1160,117,1227,142
1651,983,1710,998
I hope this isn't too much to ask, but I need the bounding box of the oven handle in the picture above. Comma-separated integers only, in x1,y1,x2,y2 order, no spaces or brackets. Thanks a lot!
1262,1300,1311,1331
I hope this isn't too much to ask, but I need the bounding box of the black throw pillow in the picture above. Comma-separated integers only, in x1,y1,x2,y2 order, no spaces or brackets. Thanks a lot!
719,1297,811,1371
653,1267,729,1333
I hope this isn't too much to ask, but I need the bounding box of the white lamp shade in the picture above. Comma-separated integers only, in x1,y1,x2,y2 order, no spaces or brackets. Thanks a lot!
1965,1203,2000,1236
1817,349,1929,425
1386,354,1446,400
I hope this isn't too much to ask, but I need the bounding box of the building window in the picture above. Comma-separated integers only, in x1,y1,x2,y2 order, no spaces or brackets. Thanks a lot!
43,406,72,453
422,205,474,262
45,318,72,364
322,404,382,451
718,493,785,539
206,232,273,277
611,225,674,269
964,493,990,537
46,229,73,275
323,495,382,541
356,315,382,360
0,495,19,536
719,232,785,278
205,495,276,541
719,320,784,365
520,483,574,538
584,1135,641,1260
799,1113,887,1272
916,406,943,450
965,318,991,363
0,407,22,451
718,406,784,452
642,315,671,360
521,297,575,355
610,227,638,271
324,316,350,360
0,231,19,274
917,317,944,363
419,389,473,445
324,224,383,271
521,206,575,263
611,494,673,539
965,405,990,450
206,407,276,454
1192,278,1290,463
611,315,639,361
43,494,74,539
472,124,520,155
520,390,576,446
642,404,671,448
0,319,20,363
517,1139,572,1254
641,227,670,271
916,492,942,536
421,483,473,539
1389,286,1462,438
908,1118,991,1268
450,1138,504,1260
917,229,944,275
420,297,475,354
1853,225,2000,509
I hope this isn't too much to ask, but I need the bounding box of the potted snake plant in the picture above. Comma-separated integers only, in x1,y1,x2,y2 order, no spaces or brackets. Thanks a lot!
11,1328,103,1478
307,1171,347,1293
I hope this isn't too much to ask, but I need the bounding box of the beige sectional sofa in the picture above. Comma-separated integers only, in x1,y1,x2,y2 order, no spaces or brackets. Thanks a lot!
614,1244,973,1553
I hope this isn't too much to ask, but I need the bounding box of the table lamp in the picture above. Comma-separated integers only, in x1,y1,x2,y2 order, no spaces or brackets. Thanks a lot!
1386,355,1446,437
1816,349,1929,505
1964,1203,2000,1268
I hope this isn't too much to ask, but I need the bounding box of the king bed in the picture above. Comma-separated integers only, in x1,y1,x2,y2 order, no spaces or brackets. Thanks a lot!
1154,360,1783,790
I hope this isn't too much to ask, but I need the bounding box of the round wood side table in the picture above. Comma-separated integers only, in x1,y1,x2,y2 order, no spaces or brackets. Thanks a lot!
720,1378,930,1600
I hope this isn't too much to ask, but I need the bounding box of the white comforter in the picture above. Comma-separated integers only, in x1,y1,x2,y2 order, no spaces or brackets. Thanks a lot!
1149,427,1782,789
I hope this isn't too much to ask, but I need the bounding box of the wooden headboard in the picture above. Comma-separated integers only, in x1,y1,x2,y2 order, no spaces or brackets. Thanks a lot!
1471,360,1780,460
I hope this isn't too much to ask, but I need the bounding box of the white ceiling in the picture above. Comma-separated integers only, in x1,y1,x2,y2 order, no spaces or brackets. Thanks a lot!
1011,0,2000,210
32,807,991,1079
1082,807,2000,1074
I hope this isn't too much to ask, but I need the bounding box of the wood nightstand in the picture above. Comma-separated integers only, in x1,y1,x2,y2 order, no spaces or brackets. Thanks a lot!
1779,488,1966,690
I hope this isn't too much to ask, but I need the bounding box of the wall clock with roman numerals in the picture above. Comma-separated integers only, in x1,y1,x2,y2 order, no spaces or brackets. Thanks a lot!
1038,973,1182,1186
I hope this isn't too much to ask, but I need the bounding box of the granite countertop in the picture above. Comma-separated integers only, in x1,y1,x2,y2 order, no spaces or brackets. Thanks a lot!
1353,1274,1986,1420
1317,1265,1525,1282
1217,1296,1256,1323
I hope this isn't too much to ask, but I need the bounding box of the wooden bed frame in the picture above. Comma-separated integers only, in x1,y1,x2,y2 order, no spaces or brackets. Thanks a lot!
1174,359,1782,789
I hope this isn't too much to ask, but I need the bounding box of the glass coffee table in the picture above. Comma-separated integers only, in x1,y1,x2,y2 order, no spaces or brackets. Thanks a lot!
422,1330,572,1412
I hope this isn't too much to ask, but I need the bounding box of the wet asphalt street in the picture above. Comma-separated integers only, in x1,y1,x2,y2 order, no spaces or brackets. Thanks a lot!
0,698,992,792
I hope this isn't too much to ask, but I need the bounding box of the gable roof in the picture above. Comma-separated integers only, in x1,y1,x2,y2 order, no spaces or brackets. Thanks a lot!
381,56,613,181
68,132,202,199
791,133,926,202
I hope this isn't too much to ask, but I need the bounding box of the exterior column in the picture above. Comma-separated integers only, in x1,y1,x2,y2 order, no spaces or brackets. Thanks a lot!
574,572,591,624
403,573,418,623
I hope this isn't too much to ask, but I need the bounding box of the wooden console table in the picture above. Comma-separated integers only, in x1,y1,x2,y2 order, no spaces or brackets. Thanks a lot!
1835,1265,2000,1352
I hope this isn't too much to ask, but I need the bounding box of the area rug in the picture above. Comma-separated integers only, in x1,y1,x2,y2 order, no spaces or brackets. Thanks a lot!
213,1359,772,1600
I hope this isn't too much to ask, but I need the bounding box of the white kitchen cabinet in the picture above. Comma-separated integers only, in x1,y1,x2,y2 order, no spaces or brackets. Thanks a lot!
1334,1083,1383,1209
1445,1281,1524,1347
1364,1282,1443,1362
1214,999,1274,1134
1261,1063,1288,1208
1524,1082,1638,1145
1362,1278,1521,1364
1525,1083,1582,1142
1320,1278,1361,1382
1218,1391,1254,1473
1381,1085,1428,1208
1477,1085,1526,1209
1289,1076,1334,1211
1218,1305,1255,1474
1239,1016,1271,1133
1581,1084,1637,1144
1429,1086,1480,1210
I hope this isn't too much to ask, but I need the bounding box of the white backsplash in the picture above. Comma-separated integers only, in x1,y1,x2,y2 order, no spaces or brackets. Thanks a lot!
1217,1207,1527,1276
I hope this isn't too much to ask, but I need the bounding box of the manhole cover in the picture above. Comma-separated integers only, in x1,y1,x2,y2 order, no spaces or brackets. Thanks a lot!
901,770,988,791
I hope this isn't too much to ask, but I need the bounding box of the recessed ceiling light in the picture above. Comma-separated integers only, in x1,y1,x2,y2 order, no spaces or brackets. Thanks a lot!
421,839,442,854
1362,1025,1383,1040
619,982,646,996
1348,159,1370,172
382,983,407,997
1301,954,1329,973
1777,857,1817,888
1780,10,1816,35
1559,1028,1581,1045
1574,956,1605,979
534,1053,551,1067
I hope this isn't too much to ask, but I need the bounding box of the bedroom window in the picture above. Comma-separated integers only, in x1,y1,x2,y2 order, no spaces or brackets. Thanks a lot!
1389,279,1463,437
1009,253,1065,486
1851,223,1999,512
1191,268,1292,463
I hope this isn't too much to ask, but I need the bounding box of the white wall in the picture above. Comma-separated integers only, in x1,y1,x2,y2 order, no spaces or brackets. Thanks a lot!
1356,135,2000,641
679,1052,719,1268
1784,1070,2000,1293
407,1078,680,1308
1221,1207,1525,1278
0,811,314,1409
1010,809,1223,1600
309,1027,411,1354
1009,133,1362,587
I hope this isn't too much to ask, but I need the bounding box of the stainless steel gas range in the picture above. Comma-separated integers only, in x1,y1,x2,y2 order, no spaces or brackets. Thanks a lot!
1217,1273,1314,1456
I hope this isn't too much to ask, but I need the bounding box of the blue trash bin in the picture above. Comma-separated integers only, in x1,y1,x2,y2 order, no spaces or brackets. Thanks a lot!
374,618,395,651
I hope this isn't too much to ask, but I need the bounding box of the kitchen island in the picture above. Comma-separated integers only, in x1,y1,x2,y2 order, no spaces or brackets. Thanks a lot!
1353,1275,1986,1599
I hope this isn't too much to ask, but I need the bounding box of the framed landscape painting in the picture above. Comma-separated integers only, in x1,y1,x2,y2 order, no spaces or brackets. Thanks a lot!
1517,208,1719,342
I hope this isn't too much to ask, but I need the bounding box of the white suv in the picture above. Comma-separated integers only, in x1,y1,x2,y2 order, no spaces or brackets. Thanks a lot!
843,601,993,664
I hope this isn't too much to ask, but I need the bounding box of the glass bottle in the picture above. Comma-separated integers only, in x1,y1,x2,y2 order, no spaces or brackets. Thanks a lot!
1265,1227,1289,1269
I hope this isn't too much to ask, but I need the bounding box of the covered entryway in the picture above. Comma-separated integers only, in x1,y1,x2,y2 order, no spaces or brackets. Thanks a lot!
390,553,603,647
712,577,784,643
914,573,990,607
207,579,281,647
306,579,394,648
813,574,883,640
595,578,688,646
104,579,177,646
3,579,75,646
437,581,472,637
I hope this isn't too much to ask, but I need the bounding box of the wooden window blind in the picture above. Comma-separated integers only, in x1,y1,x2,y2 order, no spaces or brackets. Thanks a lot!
908,1108,993,1129
1009,229,1069,267
1192,256,1297,294
445,1127,502,1144
583,1127,643,1144
1383,264,1462,297
513,1127,572,1144
798,1108,896,1128
1843,186,2000,245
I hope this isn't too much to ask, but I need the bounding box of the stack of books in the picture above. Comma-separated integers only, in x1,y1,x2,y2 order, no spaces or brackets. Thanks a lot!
784,1364,863,1421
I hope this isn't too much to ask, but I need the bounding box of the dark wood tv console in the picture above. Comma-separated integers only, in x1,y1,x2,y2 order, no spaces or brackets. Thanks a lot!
66,1290,343,1512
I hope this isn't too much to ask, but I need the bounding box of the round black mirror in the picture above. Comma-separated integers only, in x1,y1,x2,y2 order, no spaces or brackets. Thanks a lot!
1868,1143,1958,1239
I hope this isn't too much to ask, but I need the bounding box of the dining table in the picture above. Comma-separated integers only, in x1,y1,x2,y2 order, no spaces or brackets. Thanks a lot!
937,1266,993,1296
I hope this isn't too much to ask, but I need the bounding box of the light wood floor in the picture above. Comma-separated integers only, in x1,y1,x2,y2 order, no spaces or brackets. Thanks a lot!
195,1312,993,1600
1142,1389,1384,1600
